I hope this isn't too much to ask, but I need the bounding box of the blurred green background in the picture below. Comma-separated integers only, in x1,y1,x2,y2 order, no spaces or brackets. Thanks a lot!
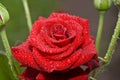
0,0,120,80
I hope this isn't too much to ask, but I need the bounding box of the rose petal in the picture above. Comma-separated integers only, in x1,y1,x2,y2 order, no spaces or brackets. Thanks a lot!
70,39,98,69
49,13,90,46
20,67,88,80
49,13,88,26
48,30,76,47
32,48,55,72
36,33,70,54
45,20,83,60
29,17,46,47
44,18,82,46
46,35,82,60
42,31,59,48
12,41,40,70
32,48,82,72
36,67,88,80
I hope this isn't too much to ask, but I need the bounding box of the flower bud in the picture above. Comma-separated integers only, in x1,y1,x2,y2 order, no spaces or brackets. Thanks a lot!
113,0,120,8
94,0,112,11
0,3,10,26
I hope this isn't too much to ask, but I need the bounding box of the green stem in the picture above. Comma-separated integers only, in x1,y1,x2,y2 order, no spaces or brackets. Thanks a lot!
94,11,120,78
0,28,19,80
22,0,32,31
98,56,106,62
96,11,105,52
89,76,96,80
92,11,105,78
104,11,120,62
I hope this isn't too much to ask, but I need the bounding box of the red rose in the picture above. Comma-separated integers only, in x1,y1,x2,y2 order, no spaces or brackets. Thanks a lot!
12,13,99,80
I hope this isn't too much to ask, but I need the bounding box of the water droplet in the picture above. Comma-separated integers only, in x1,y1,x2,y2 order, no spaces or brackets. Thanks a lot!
67,59,71,63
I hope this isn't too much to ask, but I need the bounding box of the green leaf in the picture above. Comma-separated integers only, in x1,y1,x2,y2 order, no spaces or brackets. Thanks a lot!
0,53,15,80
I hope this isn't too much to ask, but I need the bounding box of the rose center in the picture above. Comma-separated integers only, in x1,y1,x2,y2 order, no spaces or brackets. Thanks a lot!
52,24,68,40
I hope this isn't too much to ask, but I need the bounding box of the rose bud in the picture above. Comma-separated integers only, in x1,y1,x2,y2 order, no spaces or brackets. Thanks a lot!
94,0,112,11
12,13,99,80
0,3,10,27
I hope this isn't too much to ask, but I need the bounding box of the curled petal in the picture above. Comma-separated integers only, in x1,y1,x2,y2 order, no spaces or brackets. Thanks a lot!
42,30,76,47
46,35,83,60
36,33,70,54
29,17,46,47
12,41,40,70
32,48,82,72
70,39,98,70
49,13,90,46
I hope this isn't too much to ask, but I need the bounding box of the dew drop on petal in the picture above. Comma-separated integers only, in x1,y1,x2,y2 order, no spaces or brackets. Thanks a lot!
67,59,71,63
49,50,52,53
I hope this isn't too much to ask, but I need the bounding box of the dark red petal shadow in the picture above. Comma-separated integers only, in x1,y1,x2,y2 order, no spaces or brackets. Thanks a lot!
20,67,39,80
20,67,88,80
